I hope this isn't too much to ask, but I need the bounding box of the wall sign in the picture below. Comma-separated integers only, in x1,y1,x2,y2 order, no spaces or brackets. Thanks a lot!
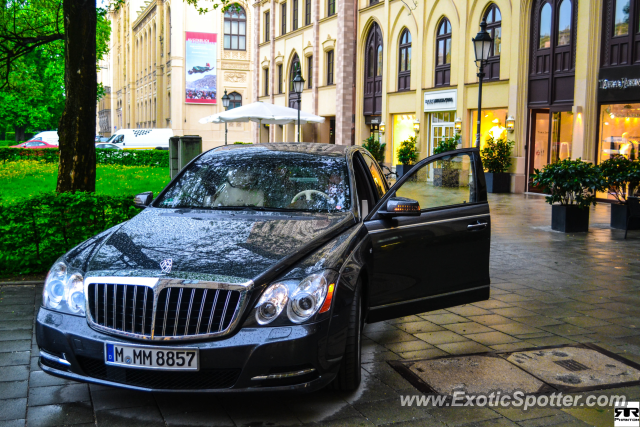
599,78,640,89
185,32,217,104
424,89,457,112
598,65,640,103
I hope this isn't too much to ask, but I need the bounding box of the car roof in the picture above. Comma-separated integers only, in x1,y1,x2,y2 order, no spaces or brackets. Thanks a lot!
213,142,354,157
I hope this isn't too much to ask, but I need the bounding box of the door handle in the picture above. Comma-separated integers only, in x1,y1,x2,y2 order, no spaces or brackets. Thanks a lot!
467,222,488,231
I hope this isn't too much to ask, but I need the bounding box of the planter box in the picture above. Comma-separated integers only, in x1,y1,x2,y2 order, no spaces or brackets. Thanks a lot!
434,167,460,187
551,205,589,233
396,164,415,179
610,202,640,230
485,172,510,193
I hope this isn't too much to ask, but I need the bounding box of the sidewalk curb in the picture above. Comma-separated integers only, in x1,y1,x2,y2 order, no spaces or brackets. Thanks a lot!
0,280,45,286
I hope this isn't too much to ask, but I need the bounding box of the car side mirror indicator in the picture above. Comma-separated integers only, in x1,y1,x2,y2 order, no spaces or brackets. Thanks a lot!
379,197,421,218
134,191,153,208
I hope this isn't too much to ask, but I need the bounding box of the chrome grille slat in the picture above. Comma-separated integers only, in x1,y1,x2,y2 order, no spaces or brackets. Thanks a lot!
87,280,245,340
173,288,184,336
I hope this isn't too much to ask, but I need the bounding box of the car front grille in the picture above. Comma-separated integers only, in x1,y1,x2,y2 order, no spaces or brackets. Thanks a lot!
77,356,241,390
87,283,242,340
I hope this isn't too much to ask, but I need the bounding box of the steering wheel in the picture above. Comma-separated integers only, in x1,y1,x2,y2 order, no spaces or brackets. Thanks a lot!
291,190,330,203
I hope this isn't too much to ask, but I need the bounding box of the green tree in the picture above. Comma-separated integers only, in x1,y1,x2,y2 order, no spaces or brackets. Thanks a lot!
1,0,230,192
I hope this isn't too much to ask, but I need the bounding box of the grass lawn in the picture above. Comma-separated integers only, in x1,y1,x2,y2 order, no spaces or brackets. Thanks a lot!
0,160,171,203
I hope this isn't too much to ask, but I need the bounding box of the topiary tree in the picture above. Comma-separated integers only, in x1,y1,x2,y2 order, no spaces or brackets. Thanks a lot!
397,135,418,165
600,155,640,203
481,135,515,173
531,158,605,209
362,135,386,163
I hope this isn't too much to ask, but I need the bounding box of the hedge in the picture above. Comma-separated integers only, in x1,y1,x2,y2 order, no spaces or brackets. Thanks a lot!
0,192,139,276
0,148,169,167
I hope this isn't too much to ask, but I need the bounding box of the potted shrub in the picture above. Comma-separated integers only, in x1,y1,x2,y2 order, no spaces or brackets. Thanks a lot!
362,135,386,164
396,135,418,178
600,156,640,229
481,135,515,193
531,158,605,232
433,135,461,187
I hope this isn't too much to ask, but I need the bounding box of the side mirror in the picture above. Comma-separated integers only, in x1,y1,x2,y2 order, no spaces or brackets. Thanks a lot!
378,197,421,218
134,191,153,208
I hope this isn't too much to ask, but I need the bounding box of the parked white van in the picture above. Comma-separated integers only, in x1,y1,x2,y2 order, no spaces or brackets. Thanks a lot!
32,131,59,145
107,129,173,149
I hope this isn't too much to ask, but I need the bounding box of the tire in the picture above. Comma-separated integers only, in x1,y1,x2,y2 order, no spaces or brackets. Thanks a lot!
331,279,362,391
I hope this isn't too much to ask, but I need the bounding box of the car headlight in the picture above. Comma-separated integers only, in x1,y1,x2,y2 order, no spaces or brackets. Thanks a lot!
254,269,338,325
42,259,85,316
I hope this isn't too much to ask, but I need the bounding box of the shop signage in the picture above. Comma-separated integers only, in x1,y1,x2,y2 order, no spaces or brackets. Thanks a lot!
599,78,640,90
424,89,457,112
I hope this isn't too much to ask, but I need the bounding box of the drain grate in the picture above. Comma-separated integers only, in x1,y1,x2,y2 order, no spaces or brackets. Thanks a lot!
553,359,590,372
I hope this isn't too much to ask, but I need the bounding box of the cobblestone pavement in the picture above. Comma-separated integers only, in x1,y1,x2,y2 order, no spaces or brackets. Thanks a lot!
2,194,640,427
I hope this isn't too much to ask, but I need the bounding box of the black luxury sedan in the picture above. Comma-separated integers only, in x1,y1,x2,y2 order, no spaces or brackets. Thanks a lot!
36,142,491,393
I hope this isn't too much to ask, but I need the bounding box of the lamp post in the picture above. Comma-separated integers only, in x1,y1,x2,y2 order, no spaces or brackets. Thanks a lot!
292,68,305,142
222,90,230,145
472,19,493,149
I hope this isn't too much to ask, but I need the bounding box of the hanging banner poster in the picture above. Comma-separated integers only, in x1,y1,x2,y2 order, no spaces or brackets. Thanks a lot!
185,32,217,104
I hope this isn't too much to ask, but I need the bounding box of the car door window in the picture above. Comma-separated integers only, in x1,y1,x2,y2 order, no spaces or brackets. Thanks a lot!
396,152,476,210
353,157,376,218
360,152,387,198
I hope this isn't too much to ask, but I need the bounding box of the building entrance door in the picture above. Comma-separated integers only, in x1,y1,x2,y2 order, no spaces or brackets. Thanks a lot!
527,108,574,192
428,111,456,156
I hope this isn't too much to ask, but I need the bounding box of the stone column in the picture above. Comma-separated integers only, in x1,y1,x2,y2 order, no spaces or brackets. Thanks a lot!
270,0,276,142
312,0,320,142
335,0,355,145
252,1,261,143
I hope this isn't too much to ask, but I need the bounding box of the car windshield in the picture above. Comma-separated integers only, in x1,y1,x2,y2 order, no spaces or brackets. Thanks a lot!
155,148,351,212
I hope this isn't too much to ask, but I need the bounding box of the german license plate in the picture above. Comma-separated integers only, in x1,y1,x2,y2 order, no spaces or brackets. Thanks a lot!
105,343,199,371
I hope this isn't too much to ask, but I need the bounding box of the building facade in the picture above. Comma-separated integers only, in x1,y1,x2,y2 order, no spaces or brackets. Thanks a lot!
106,0,254,150
256,0,638,194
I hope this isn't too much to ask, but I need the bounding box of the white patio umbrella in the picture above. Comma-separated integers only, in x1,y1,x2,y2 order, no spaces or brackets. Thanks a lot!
198,101,325,142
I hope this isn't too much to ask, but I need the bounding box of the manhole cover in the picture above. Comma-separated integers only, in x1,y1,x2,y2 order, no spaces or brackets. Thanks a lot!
404,355,547,395
506,347,640,389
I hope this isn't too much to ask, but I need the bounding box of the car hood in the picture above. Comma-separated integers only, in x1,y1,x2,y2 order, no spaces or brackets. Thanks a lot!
85,208,355,282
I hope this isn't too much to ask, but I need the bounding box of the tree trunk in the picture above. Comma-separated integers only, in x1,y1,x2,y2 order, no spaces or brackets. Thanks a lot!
14,126,26,142
56,0,97,193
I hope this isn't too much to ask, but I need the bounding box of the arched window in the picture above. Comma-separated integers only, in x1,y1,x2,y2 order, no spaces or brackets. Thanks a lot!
483,4,502,79
224,5,247,50
398,29,411,91
228,92,242,109
601,0,640,66
557,0,572,45
539,3,552,49
364,22,383,115
289,53,301,108
435,18,452,86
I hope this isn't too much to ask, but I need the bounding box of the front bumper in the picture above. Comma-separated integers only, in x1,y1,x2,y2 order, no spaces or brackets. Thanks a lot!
35,308,341,393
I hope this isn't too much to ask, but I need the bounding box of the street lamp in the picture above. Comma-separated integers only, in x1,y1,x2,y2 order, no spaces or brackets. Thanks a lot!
292,68,305,142
472,19,493,148
222,89,230,145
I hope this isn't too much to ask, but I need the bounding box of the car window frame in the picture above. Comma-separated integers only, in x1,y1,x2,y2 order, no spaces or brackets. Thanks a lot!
358,149,389,198
364,148,486,221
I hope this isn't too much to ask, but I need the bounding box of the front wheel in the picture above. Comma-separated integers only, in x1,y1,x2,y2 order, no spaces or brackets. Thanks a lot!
331,279,362,391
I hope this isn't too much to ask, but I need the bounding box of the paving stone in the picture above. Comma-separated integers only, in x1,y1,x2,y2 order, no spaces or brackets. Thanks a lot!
443,322,495,335
28,383,90,407
468,314,514,326
491,323,544,335
384,340,434,353
465,331,521,346
491,307,539,318
0,351,30,367
353,397,432,426
0,379,28,399
489,342,538,352
539,324,596,336
420,313,469,325
0,398,26,421
435,341,492,354
385,315,424,324
588,324,640,338
394,321,443,334
577,308,629,319
470,300,514,310
0,320,33,331
561,316,612,328
0,419,27,427
523,336,578,347
397,348,448,360
429,406,502,426
0,340,31,353
163,410,236,426
28,370,74,388
414,331,468,345
365,330,418,345
511,316,565,327
96,405,165,427
362,350,401,363
448,305,492,316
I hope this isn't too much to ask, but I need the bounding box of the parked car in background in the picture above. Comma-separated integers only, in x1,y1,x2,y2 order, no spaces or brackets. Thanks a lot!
32,131,59,146
107,129,173,149
11,140,58,149
95,136,110,143
95,143,122,150
35,143,491,393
